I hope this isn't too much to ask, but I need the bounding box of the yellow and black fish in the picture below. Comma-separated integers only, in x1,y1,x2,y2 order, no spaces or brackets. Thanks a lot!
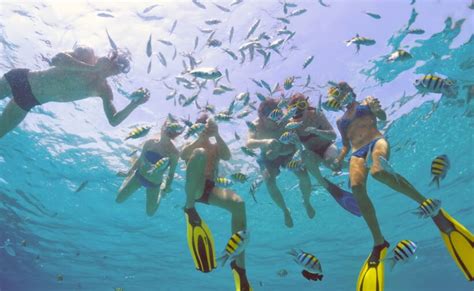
215,177,233,187
288,249,323,281
414,75,457,97
387,240,418,270
322,97,342,112
231,173,248,183
286,159,304,171
430,155,450,188
217,230,250,266
413,198,442,218
125,126,152,140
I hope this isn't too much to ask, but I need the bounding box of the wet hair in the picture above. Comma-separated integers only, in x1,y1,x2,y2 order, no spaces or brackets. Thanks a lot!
108,49,132,74
72,45,96,65
258,98,279,118
196,113,209,124
162,121,182,139
335,82,356,99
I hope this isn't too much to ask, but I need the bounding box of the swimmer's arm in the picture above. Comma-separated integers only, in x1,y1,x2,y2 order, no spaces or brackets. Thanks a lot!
246,130,272,149
308,111,337,141
216,133,231,161
100,83,140,127
364,96,387,121
50,52,97,72
335,120,351,166
181,139,204,161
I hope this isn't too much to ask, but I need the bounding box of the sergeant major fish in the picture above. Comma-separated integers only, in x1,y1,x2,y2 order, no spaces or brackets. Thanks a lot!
288,249,323,281
217,230,250,266
414,75,457,97
125,125,152,140
412,198,441,218
184,123,205,139
386,240,418,270
429,155,450,188
345,34,376,53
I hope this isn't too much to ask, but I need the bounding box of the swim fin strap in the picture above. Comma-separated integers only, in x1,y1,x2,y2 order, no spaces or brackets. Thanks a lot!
184,207,217,273
436,209,474,281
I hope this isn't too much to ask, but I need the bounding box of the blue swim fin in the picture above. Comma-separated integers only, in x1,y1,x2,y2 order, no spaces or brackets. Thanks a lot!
324,178,361,217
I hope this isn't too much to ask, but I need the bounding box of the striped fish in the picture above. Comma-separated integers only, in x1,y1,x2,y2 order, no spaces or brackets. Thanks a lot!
285,121,303,130
388,49,412,62
166,122,184,134
147,157,170,174
387,240,417,270
231,173,248,183
249,179,262,203
268,108,284,122
413,198,441,218
279,131,299,145
125,126,152,140
284,76,295,90
286,159,304,171
429,155,450,188
322,98,342,112
184,123,205,139
215,177,234,187
414,75,456,97
215,112,232,122
288,249,323,281
245,121,257,132
241,146,257,157
217,230,250,266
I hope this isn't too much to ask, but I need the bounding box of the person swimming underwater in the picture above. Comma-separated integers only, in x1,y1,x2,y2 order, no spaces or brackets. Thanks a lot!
324,81,473,290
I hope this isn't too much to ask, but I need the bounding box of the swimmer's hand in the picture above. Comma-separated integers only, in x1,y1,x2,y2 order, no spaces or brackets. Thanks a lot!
365,96,382,113
130,88,150,105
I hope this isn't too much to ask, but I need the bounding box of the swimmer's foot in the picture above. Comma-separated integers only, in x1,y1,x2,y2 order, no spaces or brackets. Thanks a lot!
304,201,316,219
284,209,294,228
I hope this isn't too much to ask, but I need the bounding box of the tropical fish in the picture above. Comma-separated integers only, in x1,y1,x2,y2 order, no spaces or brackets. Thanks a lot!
205,19,221,25
414,75,457,97
198,27,214,34
407,28,425,35
318,0,330,7
245,121,257,132
157,52,167,67
249,179,262,203
125,126,152,140
148,157,170,174
429,155,450,188
256,92,266,101
146,34,152,57
288,8,307,17
285,120,303,130
184,123,205,139
75,181,89,193
105,29,118,51
166,122,184,134
279,131,299,145
222,48,238,60
387,49,412,62
286,159,304,171
214,3,231,12
192,0,206,9
288,249,323,281
142,4,160,13
217,230,250,266
268,108,284,122
241,146,257,157
386,240,418,270
412,198,441,218
284,76,295,90
230,0,243,6
278,106,298,125
215,177,234,187
229,27,234,43
0,239,16,257
345,34,376,53
190,67,222,80
269,38,285,50
169,20,178,34
246,19,261,40
231,173,248,183
364,11,381,19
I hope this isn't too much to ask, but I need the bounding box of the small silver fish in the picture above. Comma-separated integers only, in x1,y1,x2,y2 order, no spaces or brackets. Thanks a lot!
147,60,152,74
249,179,262,203
222,48,238,60
345,34,376,53
364,11,381,19
192,0,206,9
157,52,167,67
277,17,290,24
214,3,230,12
194,36,199,50
303,56,314,69
229,27,234,43
230,0,243,6
142,4,160,13
105,29,118,51
288,8,307,17
225,69,231,83
198,27,214,34
158,39,173,46
169,20,178,34
146,34,152,57
260,80,272,93
190,67,222,80
246,19,261,40
205,19,221,25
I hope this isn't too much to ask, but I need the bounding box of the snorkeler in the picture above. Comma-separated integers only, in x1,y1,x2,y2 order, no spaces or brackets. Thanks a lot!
0,45,149,138
324,82,473,290
287,93,361,217
246,98,314,228
115,120,180,216
181,114,252,291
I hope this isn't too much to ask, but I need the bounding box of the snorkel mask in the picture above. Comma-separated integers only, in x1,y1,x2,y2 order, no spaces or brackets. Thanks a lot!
323,85,355,111
288,97,309,119
108,49,131,74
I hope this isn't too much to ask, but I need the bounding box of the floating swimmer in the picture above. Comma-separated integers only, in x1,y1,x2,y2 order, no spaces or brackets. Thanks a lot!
217,230,250,266
125,125,152,140
386,240,418,270
288,249,323,281
430,155,450,188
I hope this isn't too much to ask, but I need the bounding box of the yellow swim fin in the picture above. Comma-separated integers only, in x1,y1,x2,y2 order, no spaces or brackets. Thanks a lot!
184,207,217,273
356,241,389,291
231,260,252,291
435,209,474,281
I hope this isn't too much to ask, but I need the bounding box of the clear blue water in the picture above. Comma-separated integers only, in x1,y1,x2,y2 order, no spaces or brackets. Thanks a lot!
0,1,473,291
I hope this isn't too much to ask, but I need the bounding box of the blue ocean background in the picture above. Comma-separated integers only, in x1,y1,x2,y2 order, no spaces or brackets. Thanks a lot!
0,1,473,290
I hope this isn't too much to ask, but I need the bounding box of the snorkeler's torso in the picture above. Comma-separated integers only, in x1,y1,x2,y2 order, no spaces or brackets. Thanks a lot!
295,110,333,152
340,102,382,151
28,68,104,103
138,138,178,182
203,143,219,180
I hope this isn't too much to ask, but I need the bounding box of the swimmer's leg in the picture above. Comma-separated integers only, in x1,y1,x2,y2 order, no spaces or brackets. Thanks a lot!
146,187,161,216
115,173,141,203
0,76,12,100
0,100,28,138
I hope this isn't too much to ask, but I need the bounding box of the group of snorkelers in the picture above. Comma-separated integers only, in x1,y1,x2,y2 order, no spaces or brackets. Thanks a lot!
0,46,472,290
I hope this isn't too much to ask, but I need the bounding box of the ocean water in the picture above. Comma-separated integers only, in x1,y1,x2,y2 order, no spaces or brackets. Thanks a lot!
0,1,473,291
